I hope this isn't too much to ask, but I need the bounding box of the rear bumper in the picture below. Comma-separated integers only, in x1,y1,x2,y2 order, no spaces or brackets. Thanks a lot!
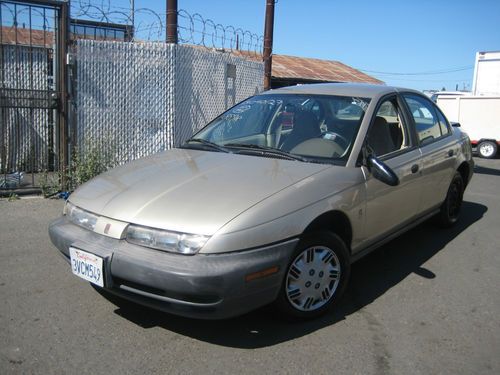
49,217,298,319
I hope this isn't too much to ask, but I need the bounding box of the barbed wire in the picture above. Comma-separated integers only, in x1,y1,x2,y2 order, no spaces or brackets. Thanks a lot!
69,0,263,53
1,1,264,53
177,9,263,54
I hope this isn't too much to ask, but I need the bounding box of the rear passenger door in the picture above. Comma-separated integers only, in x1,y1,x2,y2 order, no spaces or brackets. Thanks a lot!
401,93,458,213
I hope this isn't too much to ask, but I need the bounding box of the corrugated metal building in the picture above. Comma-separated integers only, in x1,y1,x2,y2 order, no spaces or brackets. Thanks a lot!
233,51,383,88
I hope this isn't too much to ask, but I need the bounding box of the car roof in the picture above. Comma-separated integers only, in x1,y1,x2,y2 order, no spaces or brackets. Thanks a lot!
433,91,470,96
260,82,422,99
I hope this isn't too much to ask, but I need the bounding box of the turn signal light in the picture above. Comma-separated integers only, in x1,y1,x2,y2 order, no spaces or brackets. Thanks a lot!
245,266,279,282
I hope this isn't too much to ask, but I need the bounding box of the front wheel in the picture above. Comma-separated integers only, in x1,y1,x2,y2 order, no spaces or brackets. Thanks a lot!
477,140,497,159
275,232,350,319
438,172,464,227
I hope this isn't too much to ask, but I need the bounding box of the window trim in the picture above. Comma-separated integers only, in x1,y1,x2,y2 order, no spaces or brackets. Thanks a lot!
432,103,452,136
400,92,453,148
362,93,418,162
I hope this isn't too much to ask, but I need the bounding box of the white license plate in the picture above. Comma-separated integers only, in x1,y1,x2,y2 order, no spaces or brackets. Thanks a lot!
69,247,104,287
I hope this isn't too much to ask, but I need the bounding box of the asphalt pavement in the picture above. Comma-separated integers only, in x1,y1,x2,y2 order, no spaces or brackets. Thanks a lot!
1,157,499,375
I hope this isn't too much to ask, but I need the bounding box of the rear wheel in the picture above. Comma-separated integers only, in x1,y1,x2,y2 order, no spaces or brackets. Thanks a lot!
275,232,350,319
438,172,464,227
478,140,497,159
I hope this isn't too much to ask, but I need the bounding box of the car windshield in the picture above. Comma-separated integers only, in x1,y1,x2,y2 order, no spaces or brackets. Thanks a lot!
185,94,370,165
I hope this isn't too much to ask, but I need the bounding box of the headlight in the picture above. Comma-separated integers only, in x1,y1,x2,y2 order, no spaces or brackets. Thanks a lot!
126,224,209,255
65,202,98,231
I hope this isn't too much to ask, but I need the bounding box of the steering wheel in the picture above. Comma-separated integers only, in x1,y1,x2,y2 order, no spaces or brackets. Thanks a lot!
323,132,349,149
290,138,344,158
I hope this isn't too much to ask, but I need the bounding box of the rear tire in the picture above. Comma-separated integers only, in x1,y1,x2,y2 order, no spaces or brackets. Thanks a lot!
438,172,464,227
478,140,497,159
275,232,350,319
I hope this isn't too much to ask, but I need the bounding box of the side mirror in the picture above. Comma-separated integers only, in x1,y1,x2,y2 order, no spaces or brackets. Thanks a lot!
450,122,461,127
367,155,400,186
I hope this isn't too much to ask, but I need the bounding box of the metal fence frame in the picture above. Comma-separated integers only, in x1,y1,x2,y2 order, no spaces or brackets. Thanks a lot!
0,0,68,191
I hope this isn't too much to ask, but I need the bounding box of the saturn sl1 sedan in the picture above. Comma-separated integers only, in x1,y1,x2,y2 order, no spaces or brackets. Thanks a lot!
49,83,474,320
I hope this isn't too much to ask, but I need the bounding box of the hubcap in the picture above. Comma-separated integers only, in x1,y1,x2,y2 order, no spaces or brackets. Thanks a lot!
479,143,495,157
286,246,341,311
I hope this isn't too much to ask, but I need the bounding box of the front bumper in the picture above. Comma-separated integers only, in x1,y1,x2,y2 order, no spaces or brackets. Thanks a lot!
49,217,298,319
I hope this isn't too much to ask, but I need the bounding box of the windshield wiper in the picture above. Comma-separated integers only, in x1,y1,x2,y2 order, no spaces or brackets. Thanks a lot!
224,143,309,162
184,138,231,153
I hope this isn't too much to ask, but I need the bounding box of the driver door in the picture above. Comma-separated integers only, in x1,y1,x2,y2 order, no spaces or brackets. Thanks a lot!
360,95,423,247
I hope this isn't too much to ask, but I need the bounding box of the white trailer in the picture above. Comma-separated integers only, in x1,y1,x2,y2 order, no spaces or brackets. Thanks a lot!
437,95,500,158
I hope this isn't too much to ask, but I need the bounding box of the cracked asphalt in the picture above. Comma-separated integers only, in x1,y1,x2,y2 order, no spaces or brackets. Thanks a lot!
1,157,499,375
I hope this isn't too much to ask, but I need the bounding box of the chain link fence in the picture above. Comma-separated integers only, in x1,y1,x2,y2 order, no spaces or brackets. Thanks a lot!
74,40,263,164
74,40,174,163
174,44,263,145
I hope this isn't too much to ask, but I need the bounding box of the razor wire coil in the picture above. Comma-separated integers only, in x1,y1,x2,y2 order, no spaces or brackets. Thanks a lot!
69,0,263,53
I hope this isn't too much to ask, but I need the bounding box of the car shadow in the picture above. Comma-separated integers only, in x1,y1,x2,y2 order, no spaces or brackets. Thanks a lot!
474,164,500,177
99,201,487,348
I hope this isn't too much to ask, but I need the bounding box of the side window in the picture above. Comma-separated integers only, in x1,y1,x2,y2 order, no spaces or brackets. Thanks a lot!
403,94,443,145
366,97,409,157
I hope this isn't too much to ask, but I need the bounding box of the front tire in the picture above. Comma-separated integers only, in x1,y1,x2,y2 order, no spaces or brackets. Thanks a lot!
478,140,497,159
438,172,464,227
275,232,350,319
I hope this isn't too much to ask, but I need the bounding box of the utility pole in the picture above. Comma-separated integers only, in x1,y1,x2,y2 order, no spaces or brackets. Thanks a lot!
130,0,135,32
166,0,178,43
263,0,275,90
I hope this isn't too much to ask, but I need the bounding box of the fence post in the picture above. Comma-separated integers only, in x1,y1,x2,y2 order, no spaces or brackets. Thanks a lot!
57,1,70,190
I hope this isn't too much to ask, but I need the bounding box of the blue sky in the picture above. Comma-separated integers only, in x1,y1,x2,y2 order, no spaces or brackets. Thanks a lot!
75,0,500,91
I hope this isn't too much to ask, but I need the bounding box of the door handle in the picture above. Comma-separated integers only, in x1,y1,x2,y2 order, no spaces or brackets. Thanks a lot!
411,164,419,174
447,149,454,157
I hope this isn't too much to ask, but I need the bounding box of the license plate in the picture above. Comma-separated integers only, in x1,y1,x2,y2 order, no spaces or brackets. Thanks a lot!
69,247,104,287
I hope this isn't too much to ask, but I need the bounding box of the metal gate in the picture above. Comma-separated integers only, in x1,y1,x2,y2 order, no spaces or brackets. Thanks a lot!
0,0,68,191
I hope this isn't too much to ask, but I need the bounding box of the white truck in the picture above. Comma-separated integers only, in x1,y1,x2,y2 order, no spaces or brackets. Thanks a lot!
472,51,500,96
435,51,500,158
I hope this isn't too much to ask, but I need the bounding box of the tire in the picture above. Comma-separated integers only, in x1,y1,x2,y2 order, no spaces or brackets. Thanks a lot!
438,172,464,228
275,231,350,319
478,140,497,159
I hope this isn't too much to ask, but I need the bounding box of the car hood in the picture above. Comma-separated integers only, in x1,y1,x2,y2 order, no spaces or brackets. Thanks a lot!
69,148,330,235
